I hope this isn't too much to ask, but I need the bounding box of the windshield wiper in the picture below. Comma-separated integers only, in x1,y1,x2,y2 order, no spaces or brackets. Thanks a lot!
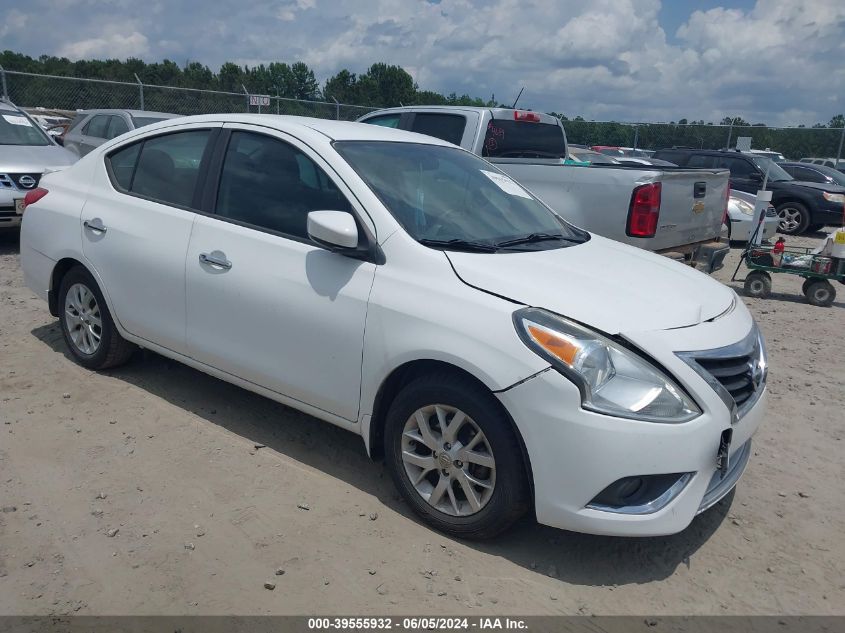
419,238,500,253
495,233,578,248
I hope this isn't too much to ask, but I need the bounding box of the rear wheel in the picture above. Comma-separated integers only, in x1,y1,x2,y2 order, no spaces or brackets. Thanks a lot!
776,202,810,235
384,373,529,539
804,279,836,307
744,271,772,299
58,266,136,369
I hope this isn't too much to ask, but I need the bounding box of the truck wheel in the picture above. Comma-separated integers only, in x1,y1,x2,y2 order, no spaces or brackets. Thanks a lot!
775,202,810,235
58,266,136,369
744,271,772,299
804,280,836,307
384,372,529,539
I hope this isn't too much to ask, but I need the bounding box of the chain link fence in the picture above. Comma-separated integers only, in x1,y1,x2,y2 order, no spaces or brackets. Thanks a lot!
0,69,377,122
563,120,845,162
2,68,843,161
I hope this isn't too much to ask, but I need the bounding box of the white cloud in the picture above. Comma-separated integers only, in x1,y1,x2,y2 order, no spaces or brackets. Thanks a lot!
58,30,150,60
4,0,845,125
0,9,28,38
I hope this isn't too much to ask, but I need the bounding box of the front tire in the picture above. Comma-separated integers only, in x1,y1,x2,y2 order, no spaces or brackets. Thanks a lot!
58,266,136,369
776,202,810,235
744,271,772,299
384,372,529,539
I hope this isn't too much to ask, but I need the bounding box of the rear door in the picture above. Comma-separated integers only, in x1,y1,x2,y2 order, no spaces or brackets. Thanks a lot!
81,123,220,354
77,115,111,156
713,155,760,193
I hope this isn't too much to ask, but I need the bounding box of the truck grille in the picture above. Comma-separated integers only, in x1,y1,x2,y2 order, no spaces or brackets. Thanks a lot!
676,323,767,421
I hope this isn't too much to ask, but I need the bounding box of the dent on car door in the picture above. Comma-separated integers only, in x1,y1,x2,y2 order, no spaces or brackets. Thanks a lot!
185,127,377,421
81,126,219,354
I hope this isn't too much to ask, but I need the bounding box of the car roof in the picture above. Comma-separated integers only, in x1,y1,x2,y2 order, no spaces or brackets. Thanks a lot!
78,109,179,118
360,105,560,125
137,113,457,145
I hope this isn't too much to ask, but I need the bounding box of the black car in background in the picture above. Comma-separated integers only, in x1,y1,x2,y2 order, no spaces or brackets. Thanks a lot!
780,162,845,188
653,149,845,235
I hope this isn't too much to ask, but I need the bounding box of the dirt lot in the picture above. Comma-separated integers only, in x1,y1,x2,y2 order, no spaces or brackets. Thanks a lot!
0,228,843,616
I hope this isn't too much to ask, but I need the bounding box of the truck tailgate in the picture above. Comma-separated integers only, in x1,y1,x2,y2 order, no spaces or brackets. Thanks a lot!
652,169,728,252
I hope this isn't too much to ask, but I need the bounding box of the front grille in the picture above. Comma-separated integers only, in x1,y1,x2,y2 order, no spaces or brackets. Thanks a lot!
677,324,767,420
696,355,756,407
0,172,41,190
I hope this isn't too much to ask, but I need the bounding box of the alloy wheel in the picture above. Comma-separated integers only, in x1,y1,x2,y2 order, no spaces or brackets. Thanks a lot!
401,404,496,516
777,207,802,233
64,282,102,355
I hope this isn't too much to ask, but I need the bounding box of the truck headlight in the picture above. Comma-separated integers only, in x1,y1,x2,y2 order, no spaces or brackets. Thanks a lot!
823,192,845,204
514,308,700,423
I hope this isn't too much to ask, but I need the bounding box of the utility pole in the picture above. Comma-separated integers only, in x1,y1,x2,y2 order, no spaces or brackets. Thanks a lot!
836,126,845,168
725,117,736,150
134,74,144,111
0,65,7,100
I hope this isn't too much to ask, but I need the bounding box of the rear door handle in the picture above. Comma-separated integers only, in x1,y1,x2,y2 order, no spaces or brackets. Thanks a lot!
199,252,232,270
83,219,107,234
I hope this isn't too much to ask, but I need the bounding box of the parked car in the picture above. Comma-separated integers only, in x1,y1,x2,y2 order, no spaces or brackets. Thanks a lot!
46,122,71,144
653,148,845,235
726,189,779,242
63,109,180,157
20,114,767,538
0,99,77,230
780,162,845,189
359,107,730,273
798,157,845,172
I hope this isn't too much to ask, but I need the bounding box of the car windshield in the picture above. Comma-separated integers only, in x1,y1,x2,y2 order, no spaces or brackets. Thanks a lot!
0,111,51,146
131,116,169,128
334,141,588,250
749,156,792,182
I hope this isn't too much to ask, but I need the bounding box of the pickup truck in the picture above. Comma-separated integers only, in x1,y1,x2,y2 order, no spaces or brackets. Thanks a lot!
358,106,730,272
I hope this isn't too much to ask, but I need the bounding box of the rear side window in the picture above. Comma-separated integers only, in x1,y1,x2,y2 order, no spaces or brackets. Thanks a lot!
786,166,825,183
652,150,687,165
106,130,211,208
481,120,566,158
214,131,351,239
363,114,401,128
84,115,110,139
686,155,717,168
410,113,466,146
716,157,756,178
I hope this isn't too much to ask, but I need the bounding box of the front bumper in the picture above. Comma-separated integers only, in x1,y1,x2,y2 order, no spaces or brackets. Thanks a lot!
0,190,24,228
497,312,766,537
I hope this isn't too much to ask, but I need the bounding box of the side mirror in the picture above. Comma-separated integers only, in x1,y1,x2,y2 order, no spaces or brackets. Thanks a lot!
307,210,359,250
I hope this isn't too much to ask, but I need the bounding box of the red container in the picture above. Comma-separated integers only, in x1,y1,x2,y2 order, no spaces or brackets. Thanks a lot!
811,257,832,274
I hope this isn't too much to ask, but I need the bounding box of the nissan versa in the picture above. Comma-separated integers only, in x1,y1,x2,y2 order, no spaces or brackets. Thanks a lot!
19,115,767,538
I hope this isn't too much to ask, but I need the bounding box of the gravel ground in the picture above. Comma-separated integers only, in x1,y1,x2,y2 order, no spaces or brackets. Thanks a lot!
0,228,843,616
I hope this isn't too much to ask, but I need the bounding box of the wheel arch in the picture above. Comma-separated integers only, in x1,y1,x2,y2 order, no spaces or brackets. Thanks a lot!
366,358,535,500
48,257,87,316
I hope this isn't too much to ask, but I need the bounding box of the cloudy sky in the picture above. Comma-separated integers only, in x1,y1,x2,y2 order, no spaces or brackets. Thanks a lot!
2,0,844,125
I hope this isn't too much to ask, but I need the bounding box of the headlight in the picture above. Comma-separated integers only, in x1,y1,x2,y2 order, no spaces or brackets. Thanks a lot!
735,199,755,216
514,308,701,423
823,192,845,204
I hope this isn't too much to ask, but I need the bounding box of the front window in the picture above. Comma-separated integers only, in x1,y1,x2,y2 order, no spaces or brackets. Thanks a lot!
0,111,51,146
334,141,588,251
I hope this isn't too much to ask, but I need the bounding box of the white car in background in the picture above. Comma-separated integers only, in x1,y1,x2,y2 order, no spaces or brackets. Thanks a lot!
20,114,766,538
727,189,780,242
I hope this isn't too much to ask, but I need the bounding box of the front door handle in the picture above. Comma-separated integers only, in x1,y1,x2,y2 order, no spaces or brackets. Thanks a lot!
83,219,107,234
199,252,232,270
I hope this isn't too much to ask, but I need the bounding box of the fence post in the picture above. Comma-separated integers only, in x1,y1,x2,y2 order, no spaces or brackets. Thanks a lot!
0,65,7,100
332,97,340,120
134,74,144,111
632,124,639,151
242,84,250,112
725,118,735,150
836,127,845,167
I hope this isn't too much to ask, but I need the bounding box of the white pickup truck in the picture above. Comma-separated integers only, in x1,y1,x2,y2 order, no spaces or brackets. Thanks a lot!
358,106,730,272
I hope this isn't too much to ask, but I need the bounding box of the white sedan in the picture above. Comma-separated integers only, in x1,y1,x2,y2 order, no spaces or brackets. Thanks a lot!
727,189,780,242
19,115,767,538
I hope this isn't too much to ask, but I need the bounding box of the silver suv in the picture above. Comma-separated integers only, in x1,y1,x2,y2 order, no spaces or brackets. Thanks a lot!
63,109,179,157
0,99,77,229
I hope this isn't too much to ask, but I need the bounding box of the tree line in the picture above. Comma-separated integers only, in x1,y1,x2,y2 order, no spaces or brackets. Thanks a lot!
2,51,843,158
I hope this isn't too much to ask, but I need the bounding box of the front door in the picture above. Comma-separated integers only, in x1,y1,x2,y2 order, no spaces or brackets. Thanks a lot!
185,125,376,421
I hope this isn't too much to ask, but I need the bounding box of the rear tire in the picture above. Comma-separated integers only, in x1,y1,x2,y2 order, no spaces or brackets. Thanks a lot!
776,202,810,235
744,271,772,299
384,372,529,539
58,266,136,370
804,280,836,307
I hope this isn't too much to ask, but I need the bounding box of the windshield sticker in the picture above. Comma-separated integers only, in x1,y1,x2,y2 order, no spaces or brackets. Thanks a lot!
2,114,33,127
480,170,532,198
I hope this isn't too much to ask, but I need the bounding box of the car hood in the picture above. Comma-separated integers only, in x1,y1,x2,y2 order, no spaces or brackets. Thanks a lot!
446,235,736,334
769,180,845,194
0,144,77,172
